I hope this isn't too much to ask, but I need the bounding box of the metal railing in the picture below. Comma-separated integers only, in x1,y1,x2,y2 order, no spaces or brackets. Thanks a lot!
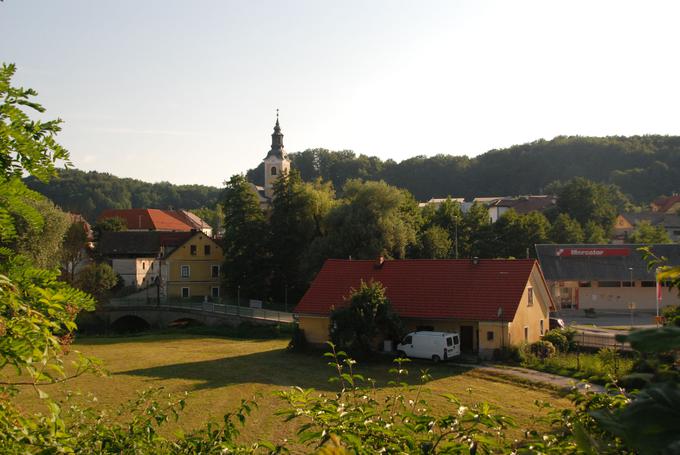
105,298,295,324
573,332,631,351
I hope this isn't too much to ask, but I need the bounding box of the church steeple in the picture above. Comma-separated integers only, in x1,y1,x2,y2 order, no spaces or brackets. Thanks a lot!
263,109,291,199
267,109,286,159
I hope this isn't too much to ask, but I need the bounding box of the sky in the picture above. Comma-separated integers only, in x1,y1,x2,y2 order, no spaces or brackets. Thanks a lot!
2,1,680,187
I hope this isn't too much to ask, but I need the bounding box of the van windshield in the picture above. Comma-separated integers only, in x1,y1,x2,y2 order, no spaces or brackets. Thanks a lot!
403,335,412,344
446,337,453,347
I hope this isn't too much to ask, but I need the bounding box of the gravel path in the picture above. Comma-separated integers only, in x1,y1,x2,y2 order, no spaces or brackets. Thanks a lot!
451,363,607,393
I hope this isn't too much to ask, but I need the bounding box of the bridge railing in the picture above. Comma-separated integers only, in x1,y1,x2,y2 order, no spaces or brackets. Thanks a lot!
105,298,295,324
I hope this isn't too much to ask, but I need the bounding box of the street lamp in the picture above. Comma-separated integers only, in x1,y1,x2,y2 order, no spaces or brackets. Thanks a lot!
454,215,459,259
628,267,635,327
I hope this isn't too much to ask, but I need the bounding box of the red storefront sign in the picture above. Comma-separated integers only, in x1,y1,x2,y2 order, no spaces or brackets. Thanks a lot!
555,247,630,257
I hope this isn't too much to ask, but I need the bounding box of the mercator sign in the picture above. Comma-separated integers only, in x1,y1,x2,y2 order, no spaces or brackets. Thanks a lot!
555,248,630,257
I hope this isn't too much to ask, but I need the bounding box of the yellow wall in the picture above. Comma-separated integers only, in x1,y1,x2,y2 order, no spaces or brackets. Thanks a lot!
298,316,330,344
508,265,550,346
165,233,224,299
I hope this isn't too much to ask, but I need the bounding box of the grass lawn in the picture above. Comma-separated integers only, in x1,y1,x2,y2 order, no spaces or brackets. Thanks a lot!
12,332,573,447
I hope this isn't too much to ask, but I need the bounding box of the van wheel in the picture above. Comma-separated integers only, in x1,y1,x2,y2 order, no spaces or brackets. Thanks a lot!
397,350,406,358
432,355,441,363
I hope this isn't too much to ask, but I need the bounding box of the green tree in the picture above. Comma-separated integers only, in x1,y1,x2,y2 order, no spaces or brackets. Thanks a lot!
460,202,491,257
269,170,335,303
221,174,268,299
61,220,88,283
554,177,629,233
628,220,671,244
12,195,71,269
93,216,126,240
329,280,404,354
75,262,118,302
433,197,464,258
416,225,453,259
319,180,419,260
550,213,585,243
584,220,608,243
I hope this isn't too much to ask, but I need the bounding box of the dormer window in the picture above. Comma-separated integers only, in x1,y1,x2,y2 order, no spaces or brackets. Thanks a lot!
271,167,277,176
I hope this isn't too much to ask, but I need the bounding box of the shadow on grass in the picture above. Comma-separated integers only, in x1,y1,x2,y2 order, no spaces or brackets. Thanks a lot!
117,349,470,392
76,327,291,346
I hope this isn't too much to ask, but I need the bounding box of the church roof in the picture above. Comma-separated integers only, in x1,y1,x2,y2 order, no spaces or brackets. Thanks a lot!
264,114,287,160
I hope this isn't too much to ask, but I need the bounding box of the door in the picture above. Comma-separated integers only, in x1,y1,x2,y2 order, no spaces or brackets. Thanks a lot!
460,326,474,352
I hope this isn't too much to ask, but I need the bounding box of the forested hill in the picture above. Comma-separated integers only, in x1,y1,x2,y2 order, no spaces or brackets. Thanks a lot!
26,135,680,222
248,135,680,202
25,169,223,222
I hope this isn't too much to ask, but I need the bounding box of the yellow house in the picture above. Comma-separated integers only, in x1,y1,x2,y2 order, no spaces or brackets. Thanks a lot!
162,232,224,300
294,258,554,359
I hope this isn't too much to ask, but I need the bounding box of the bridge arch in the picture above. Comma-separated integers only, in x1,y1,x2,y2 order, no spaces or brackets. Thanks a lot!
110,314,151,333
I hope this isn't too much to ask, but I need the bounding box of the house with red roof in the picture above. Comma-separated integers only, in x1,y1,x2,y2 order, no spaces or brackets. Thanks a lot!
98,209,212,236
650,195,680,214
295,258,554,358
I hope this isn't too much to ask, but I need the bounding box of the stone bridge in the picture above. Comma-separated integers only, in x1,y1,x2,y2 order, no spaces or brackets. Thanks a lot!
96,300,295,332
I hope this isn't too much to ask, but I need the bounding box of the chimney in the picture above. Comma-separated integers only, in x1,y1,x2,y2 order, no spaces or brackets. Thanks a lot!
472,257,479,265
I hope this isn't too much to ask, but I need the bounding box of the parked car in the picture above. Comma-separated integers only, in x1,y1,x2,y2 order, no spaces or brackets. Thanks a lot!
549,317,565,330
396,331,460,362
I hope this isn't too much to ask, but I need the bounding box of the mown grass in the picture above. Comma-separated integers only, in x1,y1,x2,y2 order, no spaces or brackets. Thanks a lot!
12,332,574,447
522,351,634,384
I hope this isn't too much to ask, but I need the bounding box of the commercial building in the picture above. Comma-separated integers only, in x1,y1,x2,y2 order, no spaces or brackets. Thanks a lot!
535,244,680,313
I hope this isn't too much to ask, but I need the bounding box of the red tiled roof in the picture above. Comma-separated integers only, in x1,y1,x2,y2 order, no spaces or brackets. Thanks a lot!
98,209,196,231
295,259,539,321
652,195,680,213
100,209,154,230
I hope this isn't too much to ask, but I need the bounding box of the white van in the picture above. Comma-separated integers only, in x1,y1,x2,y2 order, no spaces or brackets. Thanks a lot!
396,331,460,362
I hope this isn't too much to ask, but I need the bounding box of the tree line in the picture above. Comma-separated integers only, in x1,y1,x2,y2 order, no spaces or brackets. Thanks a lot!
24,168,223,222
247,137,680,203
24,135,680,225
222,171,668,305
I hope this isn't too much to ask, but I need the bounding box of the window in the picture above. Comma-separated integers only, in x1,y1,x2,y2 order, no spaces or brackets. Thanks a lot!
271,167,277,176
403,335,412,345
487,331,494,341
211,265,220,278
524,327,529,342
453,335,459,345
204,245,211,255
527,287,534,306
641,281,656,287
181,287,190,298
540,319,544,336
181,265,190,278
142,262,146,270
211,287,220,298
446,337,453,347
190,245,197,255
578,281,592,287
598,281,621,287
622,280,635,287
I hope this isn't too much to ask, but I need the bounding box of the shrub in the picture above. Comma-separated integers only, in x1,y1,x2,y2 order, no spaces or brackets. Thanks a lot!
493,345,525,363
529,340,556,360
661,305,680,327
288,326,308,352
542,329,569,352
597,347,621,377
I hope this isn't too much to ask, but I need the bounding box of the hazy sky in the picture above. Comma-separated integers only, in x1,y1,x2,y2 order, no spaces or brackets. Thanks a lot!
2,1,680,187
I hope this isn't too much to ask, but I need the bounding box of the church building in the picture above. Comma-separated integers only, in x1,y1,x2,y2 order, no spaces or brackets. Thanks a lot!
251,112,291,208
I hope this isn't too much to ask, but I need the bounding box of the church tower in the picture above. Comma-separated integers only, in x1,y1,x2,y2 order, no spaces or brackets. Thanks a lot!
263,110,290,199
